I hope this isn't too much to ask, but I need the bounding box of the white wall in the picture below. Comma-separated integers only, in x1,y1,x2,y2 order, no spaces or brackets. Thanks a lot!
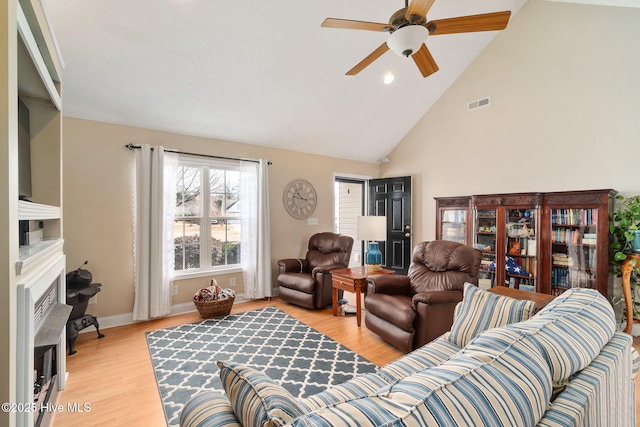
382,1,640,242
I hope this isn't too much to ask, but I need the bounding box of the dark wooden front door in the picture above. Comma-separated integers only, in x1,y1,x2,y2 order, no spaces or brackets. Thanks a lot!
368,176,412,275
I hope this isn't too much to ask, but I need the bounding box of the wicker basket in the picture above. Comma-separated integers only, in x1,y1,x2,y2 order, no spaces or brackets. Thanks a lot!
193,296,235,319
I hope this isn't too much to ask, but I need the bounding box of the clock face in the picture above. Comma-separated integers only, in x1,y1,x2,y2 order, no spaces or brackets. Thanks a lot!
283,179,317,219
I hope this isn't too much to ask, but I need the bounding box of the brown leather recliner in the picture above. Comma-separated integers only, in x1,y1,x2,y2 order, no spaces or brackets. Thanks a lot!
365,240,482,353
277,232,354,309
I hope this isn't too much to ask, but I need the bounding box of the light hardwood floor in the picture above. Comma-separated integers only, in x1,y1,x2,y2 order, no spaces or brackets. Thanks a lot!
54,298,640,426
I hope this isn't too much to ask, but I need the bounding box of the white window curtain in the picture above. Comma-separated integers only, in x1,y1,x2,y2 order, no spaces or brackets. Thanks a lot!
133,145,178,321
240,159,272,300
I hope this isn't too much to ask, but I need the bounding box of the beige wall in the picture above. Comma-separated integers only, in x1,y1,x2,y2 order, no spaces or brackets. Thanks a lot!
63,117,379,318
63,1,640,320
382,1,640,243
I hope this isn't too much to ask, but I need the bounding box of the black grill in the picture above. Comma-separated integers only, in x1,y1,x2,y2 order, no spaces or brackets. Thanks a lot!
65,262,104,355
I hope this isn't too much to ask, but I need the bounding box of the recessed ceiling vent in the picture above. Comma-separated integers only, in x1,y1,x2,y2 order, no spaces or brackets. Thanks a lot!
467,96,491,112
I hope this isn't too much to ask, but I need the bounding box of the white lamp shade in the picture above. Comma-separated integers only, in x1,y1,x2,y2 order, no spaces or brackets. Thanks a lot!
357,216,387,241
386,25,428,57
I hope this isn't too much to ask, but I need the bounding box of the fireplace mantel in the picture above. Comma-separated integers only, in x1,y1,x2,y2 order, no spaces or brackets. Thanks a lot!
16,250,66,427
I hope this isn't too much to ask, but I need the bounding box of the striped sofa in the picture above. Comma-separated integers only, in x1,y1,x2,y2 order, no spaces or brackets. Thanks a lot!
180,287,638,427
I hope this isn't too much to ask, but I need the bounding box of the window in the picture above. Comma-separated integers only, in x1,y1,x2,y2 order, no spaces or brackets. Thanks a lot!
173,159,241,273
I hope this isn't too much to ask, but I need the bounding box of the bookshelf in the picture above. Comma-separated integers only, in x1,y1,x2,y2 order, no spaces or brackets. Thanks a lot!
542,190,616,297
474,208,497,290
472,193,542,292
435,190,616,298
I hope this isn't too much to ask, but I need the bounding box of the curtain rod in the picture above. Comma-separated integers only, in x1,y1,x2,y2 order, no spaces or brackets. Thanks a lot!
125,143,272,165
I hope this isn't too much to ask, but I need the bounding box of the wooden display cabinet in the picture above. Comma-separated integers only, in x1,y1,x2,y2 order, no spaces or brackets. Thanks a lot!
541,189,616,297
436,190,616,298
435,196,471,245
472,193,542,292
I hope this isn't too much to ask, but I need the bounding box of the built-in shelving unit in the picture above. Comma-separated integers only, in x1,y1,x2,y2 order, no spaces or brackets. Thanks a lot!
18,200,61,219
4,1,66,426
17,200,63,275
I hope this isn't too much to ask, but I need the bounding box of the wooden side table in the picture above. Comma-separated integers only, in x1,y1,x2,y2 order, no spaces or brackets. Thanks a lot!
331,266,395,327
621,254,640,334
487,286,555,313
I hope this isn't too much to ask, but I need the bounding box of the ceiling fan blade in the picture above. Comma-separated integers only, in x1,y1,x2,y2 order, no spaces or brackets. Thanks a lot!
346,43,390,76
427,11,511,35
405,0,436,23
322,18,390,32
412,44,439,78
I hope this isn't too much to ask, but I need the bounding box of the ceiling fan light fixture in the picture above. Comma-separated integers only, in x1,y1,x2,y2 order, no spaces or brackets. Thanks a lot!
386,25,428,57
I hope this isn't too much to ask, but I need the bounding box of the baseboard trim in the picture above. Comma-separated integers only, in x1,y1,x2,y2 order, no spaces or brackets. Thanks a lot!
79,294,249,333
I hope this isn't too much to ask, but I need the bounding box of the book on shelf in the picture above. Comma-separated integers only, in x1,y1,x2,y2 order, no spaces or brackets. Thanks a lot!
551,208,597,226
552,253,574,266
478,278,492,290
527,237,536,256
552,266,595,289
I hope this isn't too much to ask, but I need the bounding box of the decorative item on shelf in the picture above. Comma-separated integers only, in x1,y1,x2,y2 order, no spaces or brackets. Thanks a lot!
193,279,236,319
484,256,531,277
357,215,387,272
508,241,521,255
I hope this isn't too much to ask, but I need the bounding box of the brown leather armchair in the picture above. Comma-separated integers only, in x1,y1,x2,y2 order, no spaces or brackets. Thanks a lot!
365,240,482,353
277,232,354,309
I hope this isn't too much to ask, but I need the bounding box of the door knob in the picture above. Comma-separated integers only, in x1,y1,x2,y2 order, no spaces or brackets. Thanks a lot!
405,232,411,238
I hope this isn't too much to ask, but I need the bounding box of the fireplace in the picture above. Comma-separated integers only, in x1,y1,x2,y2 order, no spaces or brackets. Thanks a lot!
17,253,68,427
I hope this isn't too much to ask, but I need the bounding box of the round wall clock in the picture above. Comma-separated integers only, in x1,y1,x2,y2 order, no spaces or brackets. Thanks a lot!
283,179,317,219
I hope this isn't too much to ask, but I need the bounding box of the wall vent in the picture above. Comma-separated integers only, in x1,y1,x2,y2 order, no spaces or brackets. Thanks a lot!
467,96,491,111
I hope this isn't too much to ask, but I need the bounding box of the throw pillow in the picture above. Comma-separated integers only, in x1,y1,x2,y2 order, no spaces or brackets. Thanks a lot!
447,282,536,348
217,361,304,427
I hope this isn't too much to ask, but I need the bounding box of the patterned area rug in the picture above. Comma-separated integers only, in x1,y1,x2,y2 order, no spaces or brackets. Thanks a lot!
146,306,378,426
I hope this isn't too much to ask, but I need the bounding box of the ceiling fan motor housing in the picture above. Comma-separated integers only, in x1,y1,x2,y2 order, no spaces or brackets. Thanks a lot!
386,24,429,57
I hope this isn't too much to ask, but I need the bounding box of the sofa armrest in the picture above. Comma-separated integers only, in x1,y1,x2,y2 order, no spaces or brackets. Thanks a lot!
278,258,308,274
367,274,411,295
179,391,241,427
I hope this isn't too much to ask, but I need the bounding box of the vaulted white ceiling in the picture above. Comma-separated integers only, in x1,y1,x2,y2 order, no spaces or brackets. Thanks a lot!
42,0,626,163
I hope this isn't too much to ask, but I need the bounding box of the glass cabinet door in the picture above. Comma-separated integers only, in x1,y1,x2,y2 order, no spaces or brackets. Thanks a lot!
504,209,537,291
475,209,497,289
440,209,467,244
550,208,598,295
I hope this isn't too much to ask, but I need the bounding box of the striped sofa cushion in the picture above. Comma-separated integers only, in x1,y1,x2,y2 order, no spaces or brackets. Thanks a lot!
298,372,389,412
288,327,552,427
507,288,616,387
447,282,536,348
217,361,304,427
376,337,461,383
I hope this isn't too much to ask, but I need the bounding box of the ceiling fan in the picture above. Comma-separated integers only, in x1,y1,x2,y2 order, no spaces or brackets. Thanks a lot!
322,0,511,78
